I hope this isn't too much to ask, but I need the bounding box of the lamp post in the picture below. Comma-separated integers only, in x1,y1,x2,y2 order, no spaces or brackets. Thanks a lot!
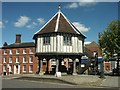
100,49,105,79
93,51,98,75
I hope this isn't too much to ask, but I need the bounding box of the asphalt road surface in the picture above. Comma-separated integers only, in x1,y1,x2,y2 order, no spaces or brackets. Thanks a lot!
2,79,119,90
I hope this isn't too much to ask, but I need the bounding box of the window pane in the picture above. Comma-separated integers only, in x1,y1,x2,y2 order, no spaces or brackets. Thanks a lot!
10,50,12,54
3,58,6,63
4,50,7,54
23,65,26,71
29,65,33,71
23,57,26,63
30,48,33,53
63,36,72,45
16,49,19,54
16,57,19,63
43,36,50,45
9,57,12,63
23,49,26,54
30,56,33,63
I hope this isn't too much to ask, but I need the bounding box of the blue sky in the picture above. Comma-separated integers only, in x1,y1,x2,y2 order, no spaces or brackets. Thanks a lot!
1,2,118,46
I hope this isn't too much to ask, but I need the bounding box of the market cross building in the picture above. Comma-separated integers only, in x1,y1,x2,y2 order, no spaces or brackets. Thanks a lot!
33,5,86,75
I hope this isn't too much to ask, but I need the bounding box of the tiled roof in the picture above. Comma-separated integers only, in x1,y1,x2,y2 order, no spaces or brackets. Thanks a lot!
85,41,102,57
33,7,86,38
2,42,35,49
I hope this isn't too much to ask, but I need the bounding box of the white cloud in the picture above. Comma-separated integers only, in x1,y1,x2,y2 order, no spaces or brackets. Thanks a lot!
37,18,45,25
14,16,30,27
73,22,90,32
84,41,91,45
65,0,97,9
79,2,97,7
26,22,37,29
66,3,79,9
0,21,4,28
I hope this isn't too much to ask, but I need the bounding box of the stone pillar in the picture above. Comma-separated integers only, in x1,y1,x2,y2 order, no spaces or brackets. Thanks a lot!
56,59,59,72
40,60,43,72
39,59,43,75
48,59,51,73
46,59,49,74
73,59,77,75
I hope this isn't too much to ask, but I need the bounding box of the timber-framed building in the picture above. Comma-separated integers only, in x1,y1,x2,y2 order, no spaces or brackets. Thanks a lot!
33,5,86,75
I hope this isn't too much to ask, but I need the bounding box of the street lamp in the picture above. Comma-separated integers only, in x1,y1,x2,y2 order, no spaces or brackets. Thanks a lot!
93,51,98,75
100,48,105,79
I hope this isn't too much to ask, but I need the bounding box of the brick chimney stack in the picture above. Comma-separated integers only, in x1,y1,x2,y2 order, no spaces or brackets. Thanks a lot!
15,34,21,44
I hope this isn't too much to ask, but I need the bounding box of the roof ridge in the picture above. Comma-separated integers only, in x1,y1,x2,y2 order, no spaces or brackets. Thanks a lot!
55,11,61,32
60,12,80,34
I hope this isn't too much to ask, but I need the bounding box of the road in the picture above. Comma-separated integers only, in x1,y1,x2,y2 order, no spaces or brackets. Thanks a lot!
2,79,119,90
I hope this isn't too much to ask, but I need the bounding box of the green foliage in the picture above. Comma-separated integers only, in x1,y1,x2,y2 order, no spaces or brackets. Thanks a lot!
99,20,120,59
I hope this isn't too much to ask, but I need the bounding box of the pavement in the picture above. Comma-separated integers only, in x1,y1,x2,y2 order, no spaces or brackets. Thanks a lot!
1,74,120,88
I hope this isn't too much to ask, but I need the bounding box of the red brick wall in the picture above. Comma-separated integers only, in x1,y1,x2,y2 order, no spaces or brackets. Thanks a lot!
2,47,38,75
0,49,2,75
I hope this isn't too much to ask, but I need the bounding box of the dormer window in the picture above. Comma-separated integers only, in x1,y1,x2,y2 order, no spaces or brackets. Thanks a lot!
63,36,72,46
43,36,50,45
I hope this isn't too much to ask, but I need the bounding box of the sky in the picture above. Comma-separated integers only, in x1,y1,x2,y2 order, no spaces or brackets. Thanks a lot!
1,2,118,46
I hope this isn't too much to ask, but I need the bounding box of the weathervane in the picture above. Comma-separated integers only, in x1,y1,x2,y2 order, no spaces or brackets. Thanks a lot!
58,4,61,12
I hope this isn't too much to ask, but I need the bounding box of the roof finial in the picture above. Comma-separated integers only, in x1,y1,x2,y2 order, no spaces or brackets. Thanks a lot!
58,4,61,12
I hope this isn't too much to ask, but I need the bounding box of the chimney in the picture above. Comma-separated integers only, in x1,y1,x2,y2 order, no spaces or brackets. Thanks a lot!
3,42,8,46
15,34,21,43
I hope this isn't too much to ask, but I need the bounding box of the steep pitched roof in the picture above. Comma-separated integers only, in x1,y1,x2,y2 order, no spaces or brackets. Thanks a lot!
34,6,86,38
85,41,102,57
2,42,35,49
85,41,99,48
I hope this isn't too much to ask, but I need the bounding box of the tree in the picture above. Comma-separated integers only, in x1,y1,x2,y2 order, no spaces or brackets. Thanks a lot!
99,20,120,75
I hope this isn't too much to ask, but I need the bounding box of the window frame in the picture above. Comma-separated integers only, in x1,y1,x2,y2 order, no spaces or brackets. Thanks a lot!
23,65,26,72
23,57,26,63
29,65,33,72
3,65,6,72
16,57,19,63
16,49,19,54
23,49,26,54
4,50,7,55
29,48,33,54
63,36,72,46
43,36,50,45
9,50,12,54
9,57,12,63
29,56,33,63
3,57,6,63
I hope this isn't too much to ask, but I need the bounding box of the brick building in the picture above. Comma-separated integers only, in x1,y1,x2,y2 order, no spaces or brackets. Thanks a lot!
84,41,112,73
1,34,38,75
